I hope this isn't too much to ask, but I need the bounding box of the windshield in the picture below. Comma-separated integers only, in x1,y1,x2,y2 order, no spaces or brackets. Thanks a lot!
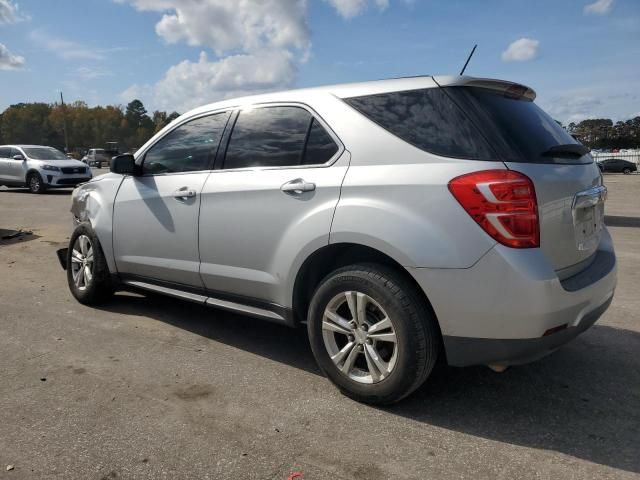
23,147,69,161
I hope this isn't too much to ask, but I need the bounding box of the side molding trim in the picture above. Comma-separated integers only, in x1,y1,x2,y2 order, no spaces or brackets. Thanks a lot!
121,279,288,324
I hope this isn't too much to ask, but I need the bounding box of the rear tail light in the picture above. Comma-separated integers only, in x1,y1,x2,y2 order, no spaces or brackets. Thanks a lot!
448,170,539,248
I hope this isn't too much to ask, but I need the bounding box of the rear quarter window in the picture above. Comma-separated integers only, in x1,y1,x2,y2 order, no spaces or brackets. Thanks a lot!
344,88,495,160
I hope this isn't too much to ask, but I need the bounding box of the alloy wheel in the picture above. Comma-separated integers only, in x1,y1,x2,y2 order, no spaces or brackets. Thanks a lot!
29,175,40,192
322,291,398,384
70,235,94,291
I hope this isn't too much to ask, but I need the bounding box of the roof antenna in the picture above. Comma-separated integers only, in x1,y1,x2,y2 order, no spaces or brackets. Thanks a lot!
459,44,477,76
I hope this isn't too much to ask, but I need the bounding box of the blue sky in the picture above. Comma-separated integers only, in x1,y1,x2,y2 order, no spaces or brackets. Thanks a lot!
0,0,638,123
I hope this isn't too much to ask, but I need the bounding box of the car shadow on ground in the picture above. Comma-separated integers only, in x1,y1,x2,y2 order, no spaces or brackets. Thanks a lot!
0,187,72,195
97,291,640,474
605,215,640,228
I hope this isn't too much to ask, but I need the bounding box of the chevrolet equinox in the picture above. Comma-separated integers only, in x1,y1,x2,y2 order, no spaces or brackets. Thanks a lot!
60,75,617,404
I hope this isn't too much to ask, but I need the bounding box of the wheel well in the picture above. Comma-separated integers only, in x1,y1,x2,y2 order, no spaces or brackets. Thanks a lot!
292,243,440,329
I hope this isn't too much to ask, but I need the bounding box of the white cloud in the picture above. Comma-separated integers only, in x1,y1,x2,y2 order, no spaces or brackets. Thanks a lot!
325,0,390,18
121,50,296,112
75,66,112,80
0,42,24,70
120,0,309,56
501,37,539,62
117,0,406,111
118,0,310,112
540,83,640,123
0,0,27,24
30,30,105,60
584,0,613,15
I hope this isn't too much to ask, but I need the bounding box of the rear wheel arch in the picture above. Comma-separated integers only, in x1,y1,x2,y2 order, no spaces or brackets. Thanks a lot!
292,243,444,343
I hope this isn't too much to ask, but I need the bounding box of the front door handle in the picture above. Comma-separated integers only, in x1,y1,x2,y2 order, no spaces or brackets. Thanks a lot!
173,187,197,200
281,178,316,195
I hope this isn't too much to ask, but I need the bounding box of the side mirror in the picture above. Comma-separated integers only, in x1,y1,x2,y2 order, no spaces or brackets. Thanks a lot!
110,154,138,175
13,154,24,161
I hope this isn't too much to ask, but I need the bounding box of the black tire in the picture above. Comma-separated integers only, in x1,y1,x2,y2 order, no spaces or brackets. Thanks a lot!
67,223,114,305
27,172,47,194
307,263,440,405
623,168,631,174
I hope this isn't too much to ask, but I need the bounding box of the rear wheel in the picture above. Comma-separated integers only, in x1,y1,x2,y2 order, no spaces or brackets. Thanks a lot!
307,263,440,404
27,172,46,194
67,224,114,305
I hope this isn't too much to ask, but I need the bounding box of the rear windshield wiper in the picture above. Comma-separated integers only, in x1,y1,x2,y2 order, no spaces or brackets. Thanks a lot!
541,144,590,158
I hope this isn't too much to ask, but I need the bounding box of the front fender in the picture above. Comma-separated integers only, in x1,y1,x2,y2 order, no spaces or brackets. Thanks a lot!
70,174,124,273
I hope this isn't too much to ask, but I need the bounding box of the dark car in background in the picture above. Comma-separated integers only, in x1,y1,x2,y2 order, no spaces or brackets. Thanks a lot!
597,158,637,174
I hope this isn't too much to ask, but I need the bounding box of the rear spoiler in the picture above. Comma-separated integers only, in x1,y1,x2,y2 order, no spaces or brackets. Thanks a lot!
432,75,536,101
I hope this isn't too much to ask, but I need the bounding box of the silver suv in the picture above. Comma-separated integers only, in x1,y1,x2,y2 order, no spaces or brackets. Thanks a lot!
60,76,616,404
0,145,92,193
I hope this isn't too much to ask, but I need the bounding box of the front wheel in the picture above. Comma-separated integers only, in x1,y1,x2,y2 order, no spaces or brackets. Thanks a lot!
27,172,47,194
307,263,440,405
67,224,114,305
623,167,632,174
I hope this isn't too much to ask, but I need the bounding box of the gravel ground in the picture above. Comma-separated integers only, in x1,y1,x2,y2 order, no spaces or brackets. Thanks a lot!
0,171,638,479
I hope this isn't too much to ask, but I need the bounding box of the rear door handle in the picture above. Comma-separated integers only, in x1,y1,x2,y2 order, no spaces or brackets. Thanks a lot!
281,178,316,194
173,187,197,200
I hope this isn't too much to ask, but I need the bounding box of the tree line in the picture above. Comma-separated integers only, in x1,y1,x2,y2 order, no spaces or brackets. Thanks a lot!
567,117,640,149
0,99,179,156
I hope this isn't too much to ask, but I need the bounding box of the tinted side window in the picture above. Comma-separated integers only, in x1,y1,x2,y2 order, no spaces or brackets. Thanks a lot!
143,112,229,175
302,119,339,165
224,107,312,169
0,147,10,158
344,88,495,160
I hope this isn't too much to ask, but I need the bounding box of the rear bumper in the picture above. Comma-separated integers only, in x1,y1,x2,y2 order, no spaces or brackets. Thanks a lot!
442,296,612,366
408,228,617,367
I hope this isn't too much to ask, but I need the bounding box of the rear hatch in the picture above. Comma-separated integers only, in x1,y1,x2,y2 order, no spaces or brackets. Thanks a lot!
444,82,605,275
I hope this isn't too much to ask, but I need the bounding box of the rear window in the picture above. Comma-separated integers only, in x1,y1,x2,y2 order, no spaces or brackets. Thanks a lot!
448,87,587,164
344,88,495,160
345,86,589,164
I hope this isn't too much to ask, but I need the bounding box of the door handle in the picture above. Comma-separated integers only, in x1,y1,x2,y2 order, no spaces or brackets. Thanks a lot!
173,187,197,200
281,178,316,195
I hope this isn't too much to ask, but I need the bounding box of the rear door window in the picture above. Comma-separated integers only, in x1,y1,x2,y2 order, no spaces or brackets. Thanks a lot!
223,106,339,169
302,118,339,165
344,88,495,160
224,106,310,169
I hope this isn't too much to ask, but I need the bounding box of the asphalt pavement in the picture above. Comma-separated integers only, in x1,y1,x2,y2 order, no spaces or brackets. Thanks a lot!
0,171,638,479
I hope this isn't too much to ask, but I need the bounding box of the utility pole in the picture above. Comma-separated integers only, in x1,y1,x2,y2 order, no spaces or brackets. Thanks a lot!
60,91,69,153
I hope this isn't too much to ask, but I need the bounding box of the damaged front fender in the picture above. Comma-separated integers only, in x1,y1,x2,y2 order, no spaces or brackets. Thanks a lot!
70,173,125,273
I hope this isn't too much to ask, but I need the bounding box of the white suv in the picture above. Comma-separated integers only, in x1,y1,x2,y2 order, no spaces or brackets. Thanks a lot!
60,75,616,404
0,145,92,193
